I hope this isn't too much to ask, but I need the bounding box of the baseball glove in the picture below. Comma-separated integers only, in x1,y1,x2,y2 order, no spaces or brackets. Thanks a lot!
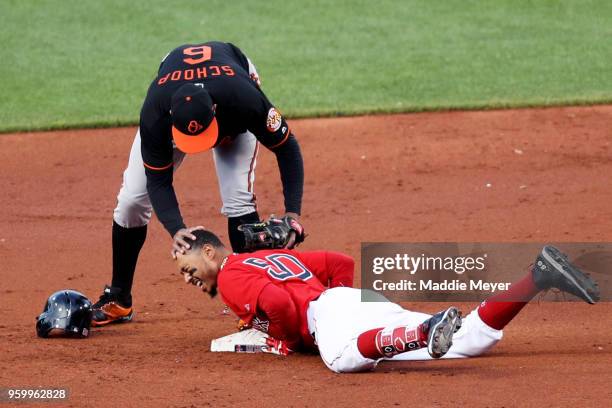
238,215,305,252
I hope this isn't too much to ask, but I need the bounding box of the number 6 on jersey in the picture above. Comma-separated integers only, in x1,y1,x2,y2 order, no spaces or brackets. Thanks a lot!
183,45,212,65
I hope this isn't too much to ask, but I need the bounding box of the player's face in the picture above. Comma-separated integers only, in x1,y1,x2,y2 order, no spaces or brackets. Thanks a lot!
175,245,219,297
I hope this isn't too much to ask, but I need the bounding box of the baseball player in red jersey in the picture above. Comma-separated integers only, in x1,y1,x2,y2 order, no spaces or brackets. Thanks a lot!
175,230,599,373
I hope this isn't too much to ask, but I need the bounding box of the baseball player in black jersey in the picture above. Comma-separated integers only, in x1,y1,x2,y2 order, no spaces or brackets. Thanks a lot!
92,41,305,326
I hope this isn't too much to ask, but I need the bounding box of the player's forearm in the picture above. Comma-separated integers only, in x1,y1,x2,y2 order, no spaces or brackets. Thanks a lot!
145,169,186,237
257,284,301,348
273,135,304,215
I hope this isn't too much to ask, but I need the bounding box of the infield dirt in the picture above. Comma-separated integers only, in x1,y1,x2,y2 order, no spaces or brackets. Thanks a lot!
1,106,611,407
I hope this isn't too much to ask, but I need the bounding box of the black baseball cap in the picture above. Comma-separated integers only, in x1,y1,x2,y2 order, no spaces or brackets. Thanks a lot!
171,83,219,153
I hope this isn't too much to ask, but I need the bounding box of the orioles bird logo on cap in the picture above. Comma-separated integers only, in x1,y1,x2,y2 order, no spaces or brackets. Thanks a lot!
187,120,203,134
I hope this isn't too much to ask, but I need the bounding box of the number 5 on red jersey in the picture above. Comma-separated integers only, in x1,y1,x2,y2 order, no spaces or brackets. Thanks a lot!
243,254,313,281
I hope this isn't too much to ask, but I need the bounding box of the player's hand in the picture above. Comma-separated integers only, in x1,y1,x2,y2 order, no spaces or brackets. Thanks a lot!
237,319,251,331
264,336,293,356
282,212,303,249
171,226,205,259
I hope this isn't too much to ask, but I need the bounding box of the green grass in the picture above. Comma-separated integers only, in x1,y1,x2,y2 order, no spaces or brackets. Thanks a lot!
1,0,611,132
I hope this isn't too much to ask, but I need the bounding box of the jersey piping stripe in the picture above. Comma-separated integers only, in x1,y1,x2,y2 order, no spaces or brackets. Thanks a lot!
268,128,291,150
143,162,174,171
247,141,260,193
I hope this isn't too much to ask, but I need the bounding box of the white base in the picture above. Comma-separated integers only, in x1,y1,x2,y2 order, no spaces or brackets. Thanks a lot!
210,329,269,353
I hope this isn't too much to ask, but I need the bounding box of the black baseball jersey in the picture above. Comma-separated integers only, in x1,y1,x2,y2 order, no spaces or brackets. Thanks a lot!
140,41,290,170
138,41,304,237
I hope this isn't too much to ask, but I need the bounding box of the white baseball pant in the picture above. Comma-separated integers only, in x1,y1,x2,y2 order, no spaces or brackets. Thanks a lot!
112,129,259,228
306,287,503,373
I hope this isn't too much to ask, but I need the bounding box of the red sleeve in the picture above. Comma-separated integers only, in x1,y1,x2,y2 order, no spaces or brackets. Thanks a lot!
218,265,272,323
256,284,301,349
297,251,354,288
326,252,355,288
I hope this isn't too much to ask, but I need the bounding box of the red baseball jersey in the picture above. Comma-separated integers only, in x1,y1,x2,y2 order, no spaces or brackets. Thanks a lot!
218,249,354,350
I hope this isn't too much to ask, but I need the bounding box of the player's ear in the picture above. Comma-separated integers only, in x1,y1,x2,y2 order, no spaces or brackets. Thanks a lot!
202,243,215,259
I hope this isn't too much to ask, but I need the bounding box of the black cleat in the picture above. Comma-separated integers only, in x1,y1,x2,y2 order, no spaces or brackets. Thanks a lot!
422,307,462,359
532,246,600,304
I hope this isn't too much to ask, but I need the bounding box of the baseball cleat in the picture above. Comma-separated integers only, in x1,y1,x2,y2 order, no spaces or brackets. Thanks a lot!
532,245,600,304
423,307,462,359
91,285,134,327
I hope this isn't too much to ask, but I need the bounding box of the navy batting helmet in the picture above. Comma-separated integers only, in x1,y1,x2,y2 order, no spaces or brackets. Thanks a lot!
36,290,92,338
